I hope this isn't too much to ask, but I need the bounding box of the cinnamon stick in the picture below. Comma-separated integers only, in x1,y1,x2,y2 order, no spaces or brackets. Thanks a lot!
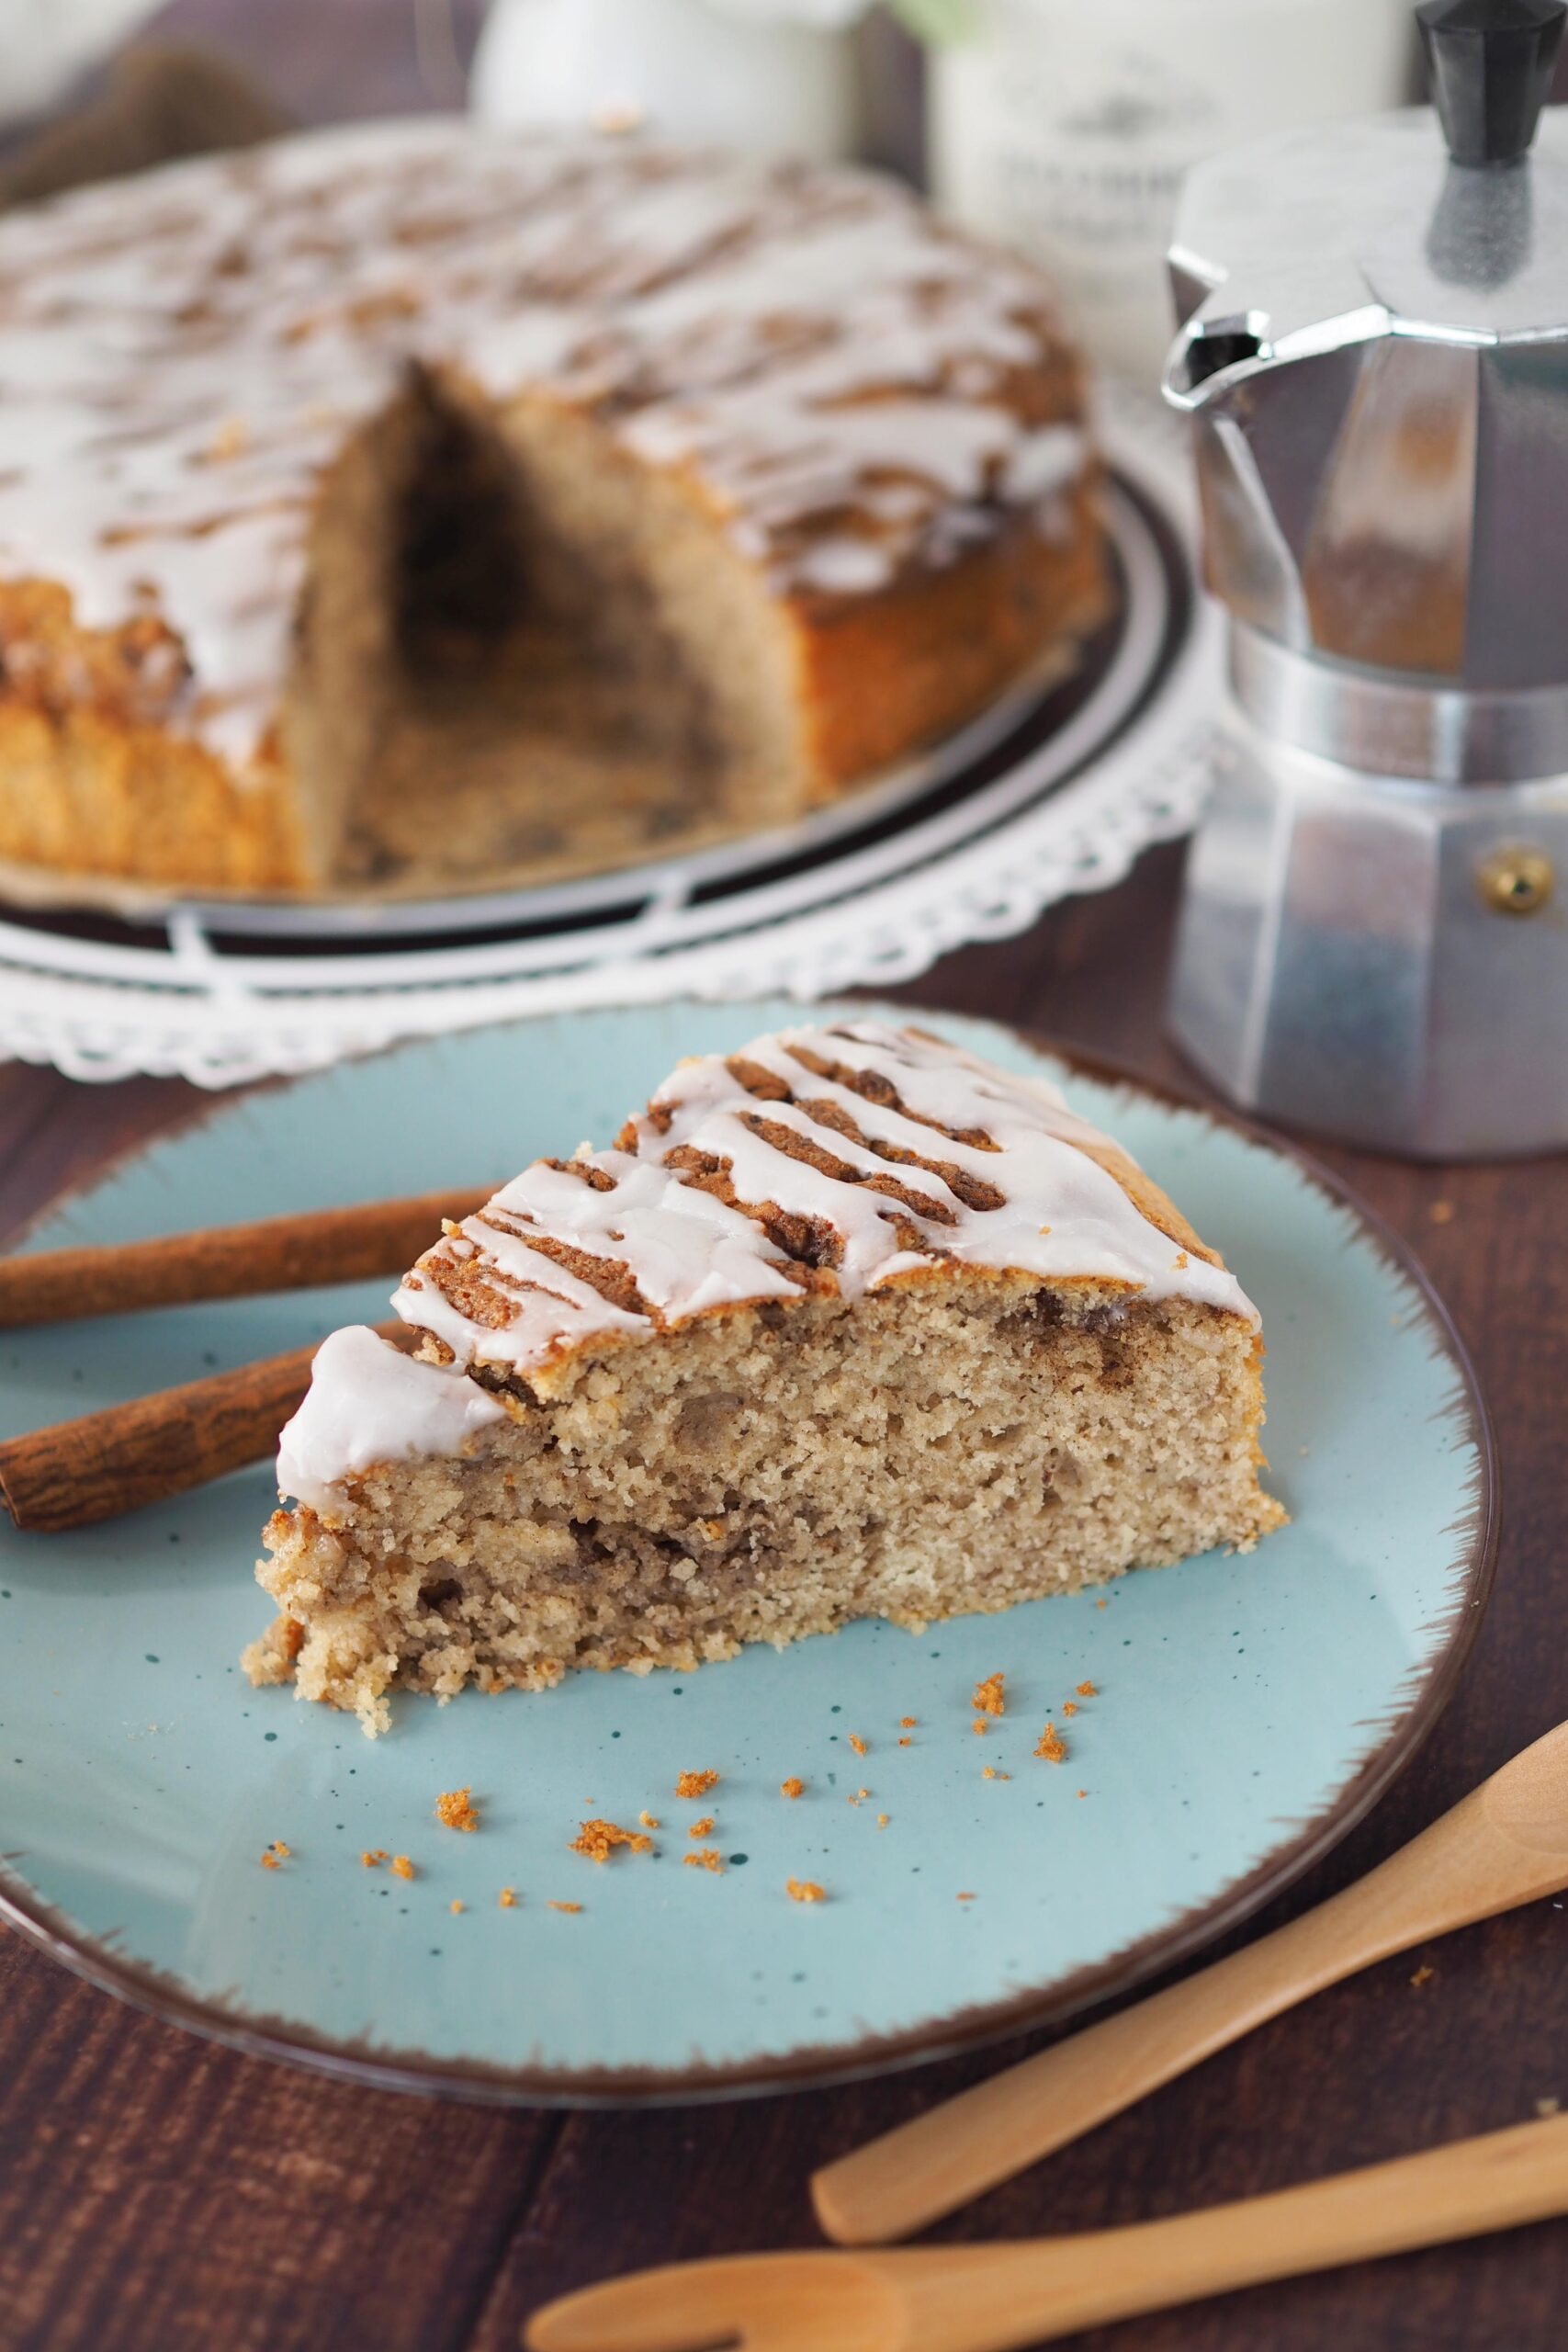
0,1318,414,1532
0,1187,490,1328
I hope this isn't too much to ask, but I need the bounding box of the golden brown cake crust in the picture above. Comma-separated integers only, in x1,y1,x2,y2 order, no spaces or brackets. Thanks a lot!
791,479,1109,795
0,580,307,888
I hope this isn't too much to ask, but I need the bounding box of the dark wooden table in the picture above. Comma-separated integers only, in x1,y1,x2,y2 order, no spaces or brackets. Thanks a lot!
1,842,1564,2352
3,6,1567,2342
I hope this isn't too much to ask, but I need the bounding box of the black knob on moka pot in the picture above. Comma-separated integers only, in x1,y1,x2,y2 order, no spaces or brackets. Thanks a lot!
1417,0,1567,165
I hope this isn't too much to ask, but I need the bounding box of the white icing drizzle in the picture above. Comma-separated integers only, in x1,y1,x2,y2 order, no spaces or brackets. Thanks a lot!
0,121,1089,772
1004,423,1092,504
406,1019,1258,1352
284,1023,1258,1509
276,1324,507,1514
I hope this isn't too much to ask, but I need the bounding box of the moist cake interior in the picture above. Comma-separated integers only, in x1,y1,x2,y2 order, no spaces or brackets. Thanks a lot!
253,1276,1281,1736
291,366,801,892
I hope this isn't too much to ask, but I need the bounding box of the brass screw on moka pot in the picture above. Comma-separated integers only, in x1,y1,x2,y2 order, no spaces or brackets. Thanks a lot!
1164,0,1568,1157
1475,844,1555,915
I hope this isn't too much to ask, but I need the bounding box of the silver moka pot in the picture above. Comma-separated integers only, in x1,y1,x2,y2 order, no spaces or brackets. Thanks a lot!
1164,0,1568,1157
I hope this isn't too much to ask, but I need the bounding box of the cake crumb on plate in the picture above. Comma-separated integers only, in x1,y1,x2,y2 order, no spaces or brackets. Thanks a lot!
570,1819,653,1863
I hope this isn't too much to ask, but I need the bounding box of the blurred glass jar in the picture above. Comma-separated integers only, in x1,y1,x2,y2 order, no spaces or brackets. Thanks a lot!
471,0,867,161
930,0,1415,385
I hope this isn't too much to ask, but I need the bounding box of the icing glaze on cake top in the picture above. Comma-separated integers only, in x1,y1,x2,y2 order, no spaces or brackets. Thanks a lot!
277,1324,507,1516
276,1023,1258,1513
0,119,1089,770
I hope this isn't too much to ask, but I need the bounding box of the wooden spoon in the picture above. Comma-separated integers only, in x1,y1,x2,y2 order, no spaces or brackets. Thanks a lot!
812,1719,1568,2246
531,2111,1568,2351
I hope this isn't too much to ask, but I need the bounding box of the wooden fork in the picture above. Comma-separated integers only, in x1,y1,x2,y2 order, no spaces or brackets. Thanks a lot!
526,2112,1568,2352
812,1716,1568,2245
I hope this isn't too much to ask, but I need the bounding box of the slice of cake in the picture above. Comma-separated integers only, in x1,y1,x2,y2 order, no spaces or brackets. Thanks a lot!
247,1023,1283,1733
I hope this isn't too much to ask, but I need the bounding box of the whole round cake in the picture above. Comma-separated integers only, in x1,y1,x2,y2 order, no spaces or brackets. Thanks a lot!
0,120,1109,901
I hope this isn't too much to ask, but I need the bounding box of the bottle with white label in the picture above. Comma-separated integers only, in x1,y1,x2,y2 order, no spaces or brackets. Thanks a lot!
930,0,1416,384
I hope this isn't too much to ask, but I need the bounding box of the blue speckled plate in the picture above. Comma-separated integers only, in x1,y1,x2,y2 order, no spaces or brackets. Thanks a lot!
0,1002,1495,2103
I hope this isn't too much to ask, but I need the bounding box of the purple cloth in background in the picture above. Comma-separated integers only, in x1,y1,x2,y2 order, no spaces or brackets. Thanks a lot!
151,0,488,123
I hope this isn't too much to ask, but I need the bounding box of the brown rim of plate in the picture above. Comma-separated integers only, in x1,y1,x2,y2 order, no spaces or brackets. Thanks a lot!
0,1015,1501,2109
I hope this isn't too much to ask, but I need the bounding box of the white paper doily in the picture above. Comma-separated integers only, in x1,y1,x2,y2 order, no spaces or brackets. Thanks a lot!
0,391,1215,1086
